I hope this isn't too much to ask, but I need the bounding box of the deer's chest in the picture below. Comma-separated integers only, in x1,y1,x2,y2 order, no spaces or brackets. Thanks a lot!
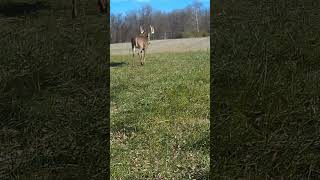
136,40,148,49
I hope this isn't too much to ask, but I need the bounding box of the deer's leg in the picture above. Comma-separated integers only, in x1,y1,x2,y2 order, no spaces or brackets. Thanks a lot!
140,49,144,65
132,47,135,66
142,48,146,65
141,51,144,65
139,49,142,64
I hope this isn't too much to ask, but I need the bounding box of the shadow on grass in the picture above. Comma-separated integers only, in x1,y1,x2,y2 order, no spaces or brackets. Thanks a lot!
0,1,49,17
112,120,140,135
192,172,209,180
110,62,127,68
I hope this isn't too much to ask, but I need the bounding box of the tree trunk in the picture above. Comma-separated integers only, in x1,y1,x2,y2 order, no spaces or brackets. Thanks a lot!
194,8,199,33
98,0,106,13
72,0,77,18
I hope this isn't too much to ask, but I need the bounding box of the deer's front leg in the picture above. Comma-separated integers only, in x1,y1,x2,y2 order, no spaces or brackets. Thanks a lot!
139,50,143,65
141,48,146,65
132,47,136,67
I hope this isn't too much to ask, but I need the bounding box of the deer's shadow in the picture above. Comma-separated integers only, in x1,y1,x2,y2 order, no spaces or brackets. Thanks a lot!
0,1,49,17
110,62,127,68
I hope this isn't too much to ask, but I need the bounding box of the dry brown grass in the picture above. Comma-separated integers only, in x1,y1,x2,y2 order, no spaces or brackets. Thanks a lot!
110,37,210,55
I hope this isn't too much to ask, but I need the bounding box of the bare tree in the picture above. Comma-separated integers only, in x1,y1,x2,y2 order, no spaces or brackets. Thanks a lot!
139,5,152,26
110,4,209,43
98,0,107,13
192,0,202,33
72,0,77,18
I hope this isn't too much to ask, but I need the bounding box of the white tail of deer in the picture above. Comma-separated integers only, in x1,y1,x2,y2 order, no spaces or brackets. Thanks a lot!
131,25,155,66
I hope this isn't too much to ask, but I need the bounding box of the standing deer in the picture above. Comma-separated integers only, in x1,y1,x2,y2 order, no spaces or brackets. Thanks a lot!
131,25,155,66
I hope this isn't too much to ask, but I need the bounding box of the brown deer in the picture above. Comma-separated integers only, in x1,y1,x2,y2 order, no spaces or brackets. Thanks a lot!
131,25,155,66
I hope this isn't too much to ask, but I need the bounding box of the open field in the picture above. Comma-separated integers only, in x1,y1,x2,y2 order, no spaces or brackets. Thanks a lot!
111,51,210,178
0,0,108,179
111,37,210,55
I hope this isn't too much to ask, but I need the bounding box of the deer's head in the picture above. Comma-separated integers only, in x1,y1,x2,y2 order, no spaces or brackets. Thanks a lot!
139,25,154,38
147,25,155,40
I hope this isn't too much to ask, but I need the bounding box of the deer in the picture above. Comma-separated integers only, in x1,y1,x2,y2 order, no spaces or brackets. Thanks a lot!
131,25,155,66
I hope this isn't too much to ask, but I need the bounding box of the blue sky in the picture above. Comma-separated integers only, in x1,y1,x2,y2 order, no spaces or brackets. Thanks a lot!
111,0,210,15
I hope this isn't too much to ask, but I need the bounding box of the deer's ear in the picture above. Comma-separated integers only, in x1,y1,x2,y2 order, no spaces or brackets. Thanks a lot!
140,26,144,34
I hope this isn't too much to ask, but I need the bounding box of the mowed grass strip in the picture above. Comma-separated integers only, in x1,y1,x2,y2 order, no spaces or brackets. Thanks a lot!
111,51,210,179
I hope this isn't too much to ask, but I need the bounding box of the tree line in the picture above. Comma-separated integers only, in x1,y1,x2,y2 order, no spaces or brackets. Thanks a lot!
110,1,210,43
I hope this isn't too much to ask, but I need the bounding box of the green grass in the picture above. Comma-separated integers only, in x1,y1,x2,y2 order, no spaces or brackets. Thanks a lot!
111,51,210,179
0,0,108,179
212,0,320,178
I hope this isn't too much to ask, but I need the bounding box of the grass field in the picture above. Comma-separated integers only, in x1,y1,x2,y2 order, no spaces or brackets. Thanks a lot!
212,0,320,178
5,0,320,179
0,1,108,179
111,51,210,179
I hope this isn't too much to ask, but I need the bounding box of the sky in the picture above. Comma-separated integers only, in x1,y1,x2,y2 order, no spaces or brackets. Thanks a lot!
111,0,210,15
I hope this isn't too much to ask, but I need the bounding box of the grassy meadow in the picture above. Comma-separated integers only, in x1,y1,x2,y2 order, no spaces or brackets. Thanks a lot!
212,0,320,178
111,51,210,179
0,0,108,179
